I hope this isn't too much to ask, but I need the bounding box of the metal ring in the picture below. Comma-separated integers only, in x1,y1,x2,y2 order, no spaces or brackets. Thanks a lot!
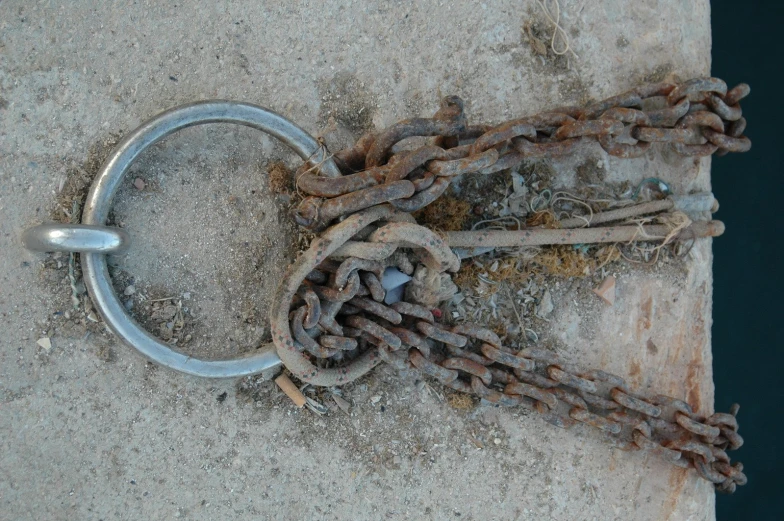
22,224,131,254
81,100,340,378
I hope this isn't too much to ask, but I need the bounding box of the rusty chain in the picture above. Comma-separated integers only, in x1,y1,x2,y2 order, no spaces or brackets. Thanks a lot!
272,77,751,493
271,206,746,493
293,77,750,230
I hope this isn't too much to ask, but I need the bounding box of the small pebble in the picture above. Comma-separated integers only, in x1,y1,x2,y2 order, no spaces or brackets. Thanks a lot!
494,438,501,445
370,395,381,405
123,299,134,311
36,337,52,351
123,285,136,296
133,178,146,190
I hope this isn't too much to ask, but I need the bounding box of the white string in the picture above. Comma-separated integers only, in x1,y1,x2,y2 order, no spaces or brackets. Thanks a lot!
536,0,579,59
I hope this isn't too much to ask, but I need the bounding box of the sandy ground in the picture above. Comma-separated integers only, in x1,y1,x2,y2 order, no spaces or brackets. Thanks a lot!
1,1,720,520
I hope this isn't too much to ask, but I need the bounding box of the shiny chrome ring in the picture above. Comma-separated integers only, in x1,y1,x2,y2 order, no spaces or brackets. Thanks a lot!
22,224,131,254
80,100,340,378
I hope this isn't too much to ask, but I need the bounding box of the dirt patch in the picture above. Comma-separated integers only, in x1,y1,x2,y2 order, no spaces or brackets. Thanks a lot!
318,72,378,135
38,124,304,362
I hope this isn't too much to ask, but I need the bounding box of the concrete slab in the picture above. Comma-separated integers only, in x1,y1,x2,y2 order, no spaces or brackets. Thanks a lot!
1,1,718,519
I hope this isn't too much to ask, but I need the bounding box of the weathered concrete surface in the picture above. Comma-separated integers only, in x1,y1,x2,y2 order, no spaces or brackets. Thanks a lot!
0,1,718,520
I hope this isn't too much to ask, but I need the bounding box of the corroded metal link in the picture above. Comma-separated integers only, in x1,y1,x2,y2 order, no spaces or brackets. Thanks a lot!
388,327,430,357
369,222,460,273
706,94,742,121
345,315,402,350
579,369,628,390
702,129,752,153
301,289,321,329
579,390,620,411
450,323,502,347
506,381,558,409
645,96,690,126
409,349,458,384
291,307,340,359
470,120,537,154
365,96,466,167
335,258,385,288
607,410,652,438
632,127,693,143
294,180,416,229
651,394,695,417
675,412,721,440
319,335,359,351
308,271,361,303
391,301,434,323
296,163,387,196
442,358,493,386
480,343,535,371
385,146,449,182
389,177,451,212
514,369,560,389
547,366,598,394
445,344,494,366
349,296,402,324
426,149,499,177
569,408,622,434
611,388,662,417
416,321,467,347
724,83,751,106
359,272,385,302
667,77,728,105
632,431,689,467
318,301,344,336
471,377,523,407
554,119,624,140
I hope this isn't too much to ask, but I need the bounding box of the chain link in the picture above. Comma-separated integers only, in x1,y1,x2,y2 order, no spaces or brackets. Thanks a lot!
272,77,752,493
273,217,745,492
293,77,750,230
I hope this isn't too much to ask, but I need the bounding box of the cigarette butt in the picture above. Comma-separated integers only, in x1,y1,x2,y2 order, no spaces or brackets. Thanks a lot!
275,373,307,408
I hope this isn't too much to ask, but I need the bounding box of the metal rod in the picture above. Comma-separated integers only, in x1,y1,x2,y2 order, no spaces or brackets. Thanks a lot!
445,220,724,248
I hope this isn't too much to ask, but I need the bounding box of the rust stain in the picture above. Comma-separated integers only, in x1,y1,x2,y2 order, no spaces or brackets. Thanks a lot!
686,362,703,414
628,360,642,388
660,467,690,520
636,294,653,340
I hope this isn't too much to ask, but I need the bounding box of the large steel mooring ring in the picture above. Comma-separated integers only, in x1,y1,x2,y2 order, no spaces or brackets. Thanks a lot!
69,100,339,377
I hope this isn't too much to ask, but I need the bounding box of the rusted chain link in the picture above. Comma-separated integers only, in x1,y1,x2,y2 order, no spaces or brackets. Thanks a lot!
273,77,752,493
294,77,750,229
271,206,745,493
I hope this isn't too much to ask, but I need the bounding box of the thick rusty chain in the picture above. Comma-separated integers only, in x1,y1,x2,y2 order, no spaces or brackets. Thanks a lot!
293,77,750,230
20,77,750,493
271,205,746,493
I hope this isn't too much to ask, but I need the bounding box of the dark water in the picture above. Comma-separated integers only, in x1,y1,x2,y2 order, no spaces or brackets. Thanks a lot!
712,1,784,518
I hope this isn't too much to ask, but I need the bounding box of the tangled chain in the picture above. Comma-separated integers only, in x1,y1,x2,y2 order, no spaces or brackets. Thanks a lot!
293,77,750,230
271,206,745,493
272,77,751,493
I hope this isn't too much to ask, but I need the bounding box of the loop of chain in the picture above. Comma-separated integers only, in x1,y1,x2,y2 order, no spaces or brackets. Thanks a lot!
274,212,745,492
273,78,752,492
293,77,750,230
